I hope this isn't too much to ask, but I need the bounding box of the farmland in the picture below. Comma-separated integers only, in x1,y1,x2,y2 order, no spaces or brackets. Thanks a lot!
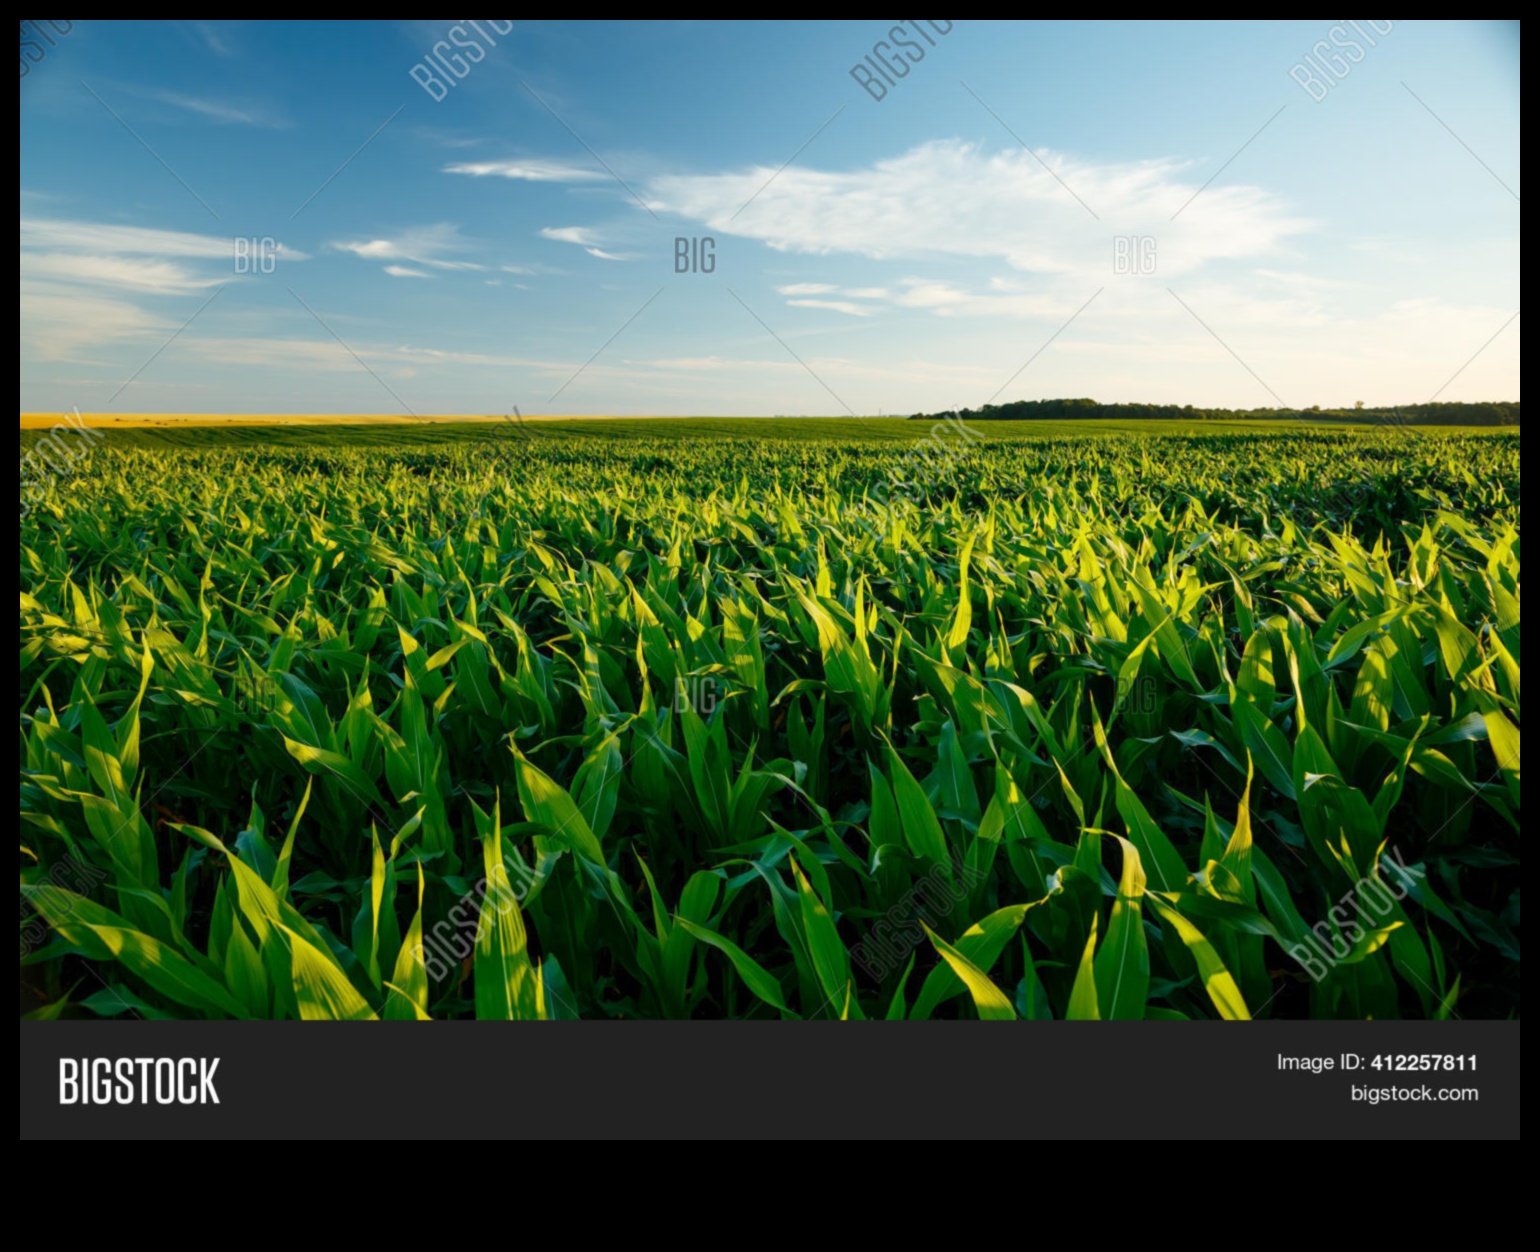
19,421,1521,1022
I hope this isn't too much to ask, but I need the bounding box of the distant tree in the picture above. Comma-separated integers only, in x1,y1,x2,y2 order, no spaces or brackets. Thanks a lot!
909,398,1518,427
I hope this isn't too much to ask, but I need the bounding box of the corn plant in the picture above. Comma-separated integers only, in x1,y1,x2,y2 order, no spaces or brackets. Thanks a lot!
19,426,1520,1021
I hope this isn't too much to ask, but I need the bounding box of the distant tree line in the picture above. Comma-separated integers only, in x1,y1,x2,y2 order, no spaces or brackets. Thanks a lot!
909,398,1520,426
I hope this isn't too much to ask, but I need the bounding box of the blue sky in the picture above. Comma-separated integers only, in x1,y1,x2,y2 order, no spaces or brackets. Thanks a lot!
19,19,1520,417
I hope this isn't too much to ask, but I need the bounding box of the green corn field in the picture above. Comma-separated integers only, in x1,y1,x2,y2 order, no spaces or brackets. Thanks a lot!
19,423,1521,1022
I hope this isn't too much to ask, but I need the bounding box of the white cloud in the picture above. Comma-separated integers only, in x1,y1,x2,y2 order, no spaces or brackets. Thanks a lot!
19,279,172,363
177,337,378,372
417,129,486,149
774,282,891,317
649,139,1311,301
540,226,632,261
886,278,1090,320
20,218,308,263
540,227,597,246
445,159,610,182
19,252,226,295
16,216,300,368
150,90,286,128
191,21,233,56
1252,268,1355,295
384,265,432,279
787,298,873,317
332,224,486,272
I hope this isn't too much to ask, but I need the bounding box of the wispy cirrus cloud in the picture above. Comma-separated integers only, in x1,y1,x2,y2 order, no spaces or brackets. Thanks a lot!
151,89,288,128
18,216,305,301
20,252,227,296
776,283,889,317
332,224,487,273
413,126,486,149
17,215,305,364
786,298,875,317
19,279,173,364
539,226,632,261
190,21,234,57
103,78,288,127
446,158,611,183
21,218,307,263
